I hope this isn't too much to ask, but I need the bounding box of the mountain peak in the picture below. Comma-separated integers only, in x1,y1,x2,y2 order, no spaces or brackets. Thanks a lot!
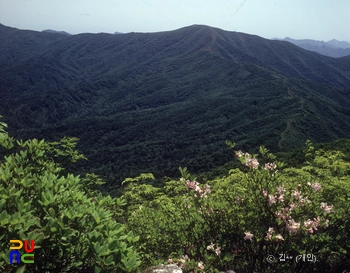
42,29,71,35
326,39,350,49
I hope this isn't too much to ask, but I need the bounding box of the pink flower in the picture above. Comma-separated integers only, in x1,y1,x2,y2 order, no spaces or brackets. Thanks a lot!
289,202,296,211
178,255,189,265
276,185,286,194
178,258,185,265
320,202,333,213
246,157,259,169
201,184,211,197
299,197,311,206
265,227,274,240
277,194,284,202
268,195,276,205
274,211,283,219
186,180,200,191
286,219,300,233
324,219,330,228
215,246,221,256
244,231,254,241
303,218,320,233
264,162,277,171
207,243,221,255
207,242,215,251
186,181,210,198
198,262,204,270
308,182,322,192
275,234,284,241
292,190,302,200
208,207,215,214
168,259,173,264
275,208,290,221
262,190,268,197
235,150,244,157
306,227,314,233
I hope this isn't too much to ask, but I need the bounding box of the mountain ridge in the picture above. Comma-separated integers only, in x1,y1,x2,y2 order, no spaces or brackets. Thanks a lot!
3,23,349,85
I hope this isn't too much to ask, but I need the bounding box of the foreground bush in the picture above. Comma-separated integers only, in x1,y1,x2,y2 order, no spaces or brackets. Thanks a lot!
124,142,350,272
0,117,140,273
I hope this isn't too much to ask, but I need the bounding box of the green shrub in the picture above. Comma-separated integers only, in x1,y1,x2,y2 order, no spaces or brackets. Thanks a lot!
124,143,350,272
0,117,140,273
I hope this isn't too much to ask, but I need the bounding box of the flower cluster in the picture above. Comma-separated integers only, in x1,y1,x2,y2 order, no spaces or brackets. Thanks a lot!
308,182,322,192
185,180,211,198
186,180,201,191
262,186,285,206
291,189,311,206
275,203,331,234
303,218,319,233
207,242,221,255
286,219,301,234
320,202,333,213
291,189,301,199
265,227,284,241
274,207,291,221
303,216,330,233
264,162,277,171
245,157,259,169
264,183,333,235
270,192,302,233
235,151,259,169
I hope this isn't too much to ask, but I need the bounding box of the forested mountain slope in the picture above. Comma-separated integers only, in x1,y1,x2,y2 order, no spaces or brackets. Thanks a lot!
1,23,349,184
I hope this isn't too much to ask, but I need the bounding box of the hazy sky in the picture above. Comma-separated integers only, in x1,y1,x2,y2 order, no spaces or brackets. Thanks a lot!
1,0,349,41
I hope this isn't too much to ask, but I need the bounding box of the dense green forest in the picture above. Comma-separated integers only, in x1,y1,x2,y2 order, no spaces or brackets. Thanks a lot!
1,23,350,271
1,24,350,188
1,118,349,272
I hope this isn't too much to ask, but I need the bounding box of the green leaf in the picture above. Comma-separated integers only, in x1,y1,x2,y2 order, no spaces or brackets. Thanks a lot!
108,240,119,251
92,211,101,224
15,265,26,273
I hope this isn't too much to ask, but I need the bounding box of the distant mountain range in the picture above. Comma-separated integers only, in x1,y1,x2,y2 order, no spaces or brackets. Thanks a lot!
275,37,350,58
1,23,350,184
